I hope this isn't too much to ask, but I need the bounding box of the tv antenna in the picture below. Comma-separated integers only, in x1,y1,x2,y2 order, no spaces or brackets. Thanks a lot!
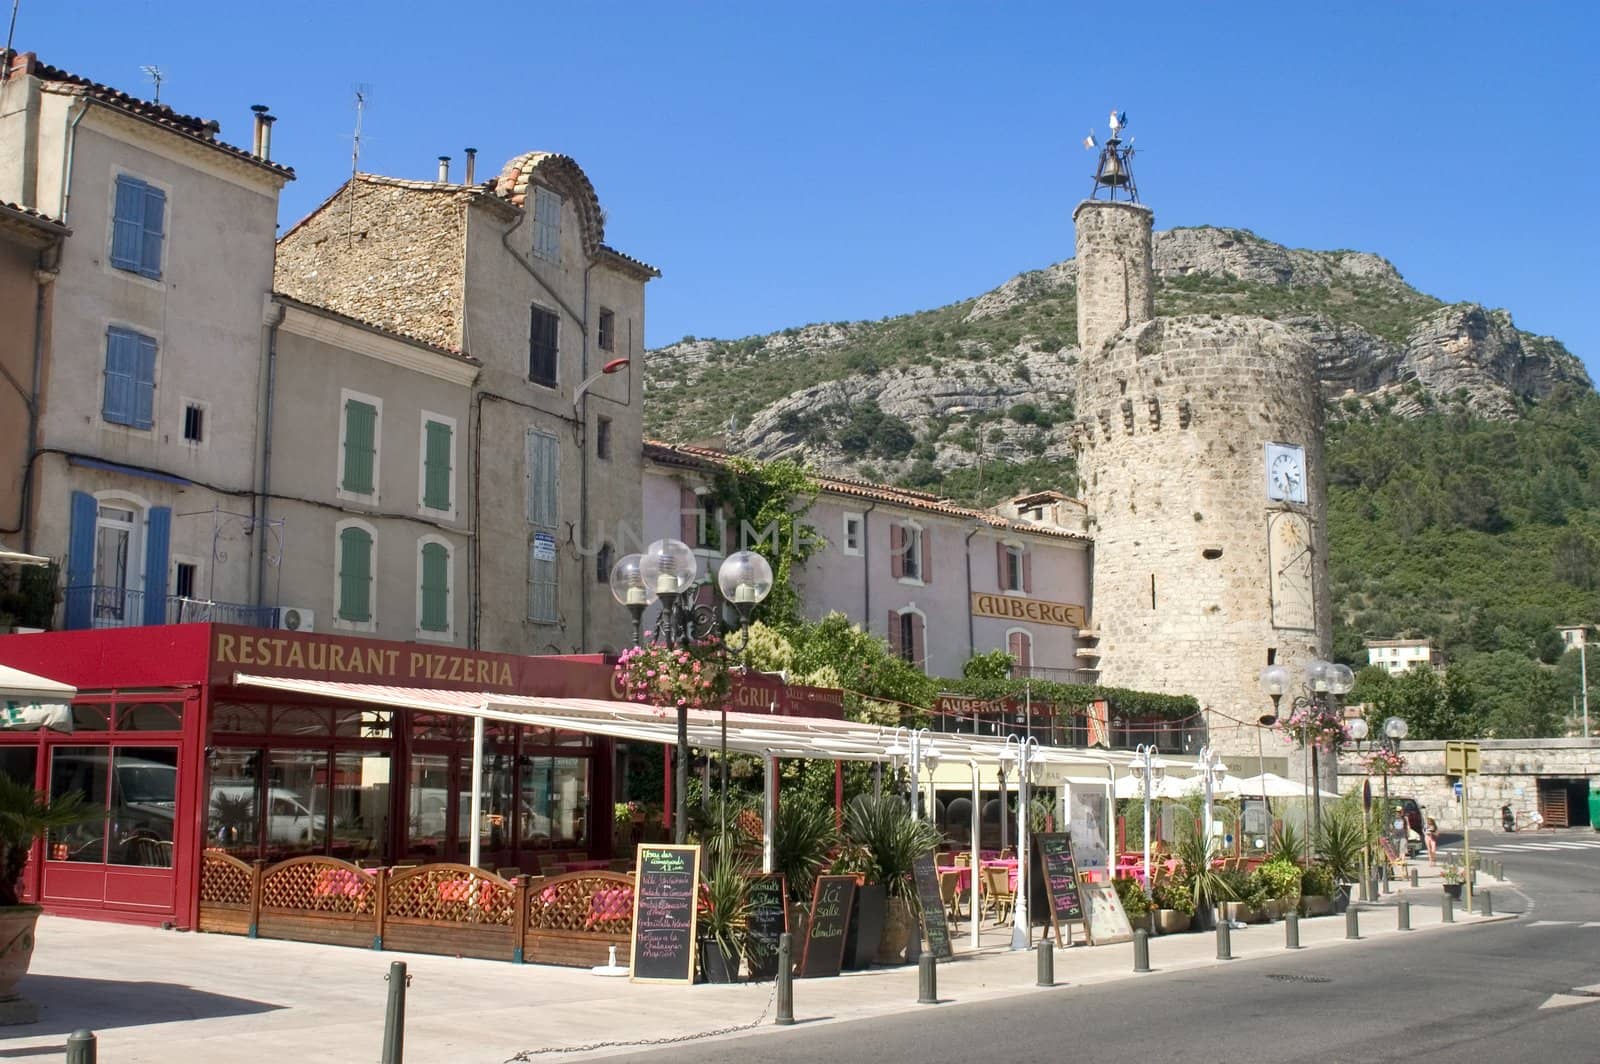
1083,109,1139,203
141,64,164,104
346,84,372,246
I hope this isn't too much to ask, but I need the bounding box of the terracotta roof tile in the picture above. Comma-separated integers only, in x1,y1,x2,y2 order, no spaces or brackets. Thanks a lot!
272,293,479,364
0,200,70,236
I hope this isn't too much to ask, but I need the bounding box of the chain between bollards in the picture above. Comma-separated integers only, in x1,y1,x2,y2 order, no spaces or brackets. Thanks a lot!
775,933,794,1025
1036,939,1055,987
1441,894,1454,923
1285,910,1300,949
1215,914,1233,960
1345,906,1360,940
1397,899,1411,931
1478,889,1493,917
66,1030,97,1064
917,952,938,1004
1132,928,1151,972
381,960,409,1064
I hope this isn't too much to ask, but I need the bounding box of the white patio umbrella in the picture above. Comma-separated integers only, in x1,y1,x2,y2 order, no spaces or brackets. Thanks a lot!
1113,773,1193,800
0,663,75,731
1235,771,1339,801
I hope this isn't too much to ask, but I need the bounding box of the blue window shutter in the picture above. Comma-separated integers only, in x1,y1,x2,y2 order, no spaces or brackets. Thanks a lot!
143,506,172,624
133,333,157,429
65,491,98,629
103,328,136,425
110,176,145,271
139,185,165,278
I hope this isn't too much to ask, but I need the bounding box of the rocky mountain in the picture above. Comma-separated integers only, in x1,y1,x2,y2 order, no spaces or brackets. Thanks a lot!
645,226,1589,505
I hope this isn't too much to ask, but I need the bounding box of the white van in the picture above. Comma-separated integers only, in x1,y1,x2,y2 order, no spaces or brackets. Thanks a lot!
210,783,320,844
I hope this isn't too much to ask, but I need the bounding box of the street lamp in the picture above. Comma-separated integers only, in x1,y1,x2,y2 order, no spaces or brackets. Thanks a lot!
999,734,1041,950
1258,659,1354,856
1195,746,1228,853
886,727,938,821
1131,743,1165,885
610,538,773,844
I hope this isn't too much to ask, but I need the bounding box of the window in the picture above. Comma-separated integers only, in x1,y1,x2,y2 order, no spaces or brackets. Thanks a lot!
525,430,559,527
102,326,156,429
533,187,562,262
64,491,168,630
598,308,616,352
420,414,454,514
595,542,614,584
110,174,165,279
336,522,375,626
529,305,559,387
527,533,558,624
890,523,927,582
842,514,863,556
596,416,612,461
182,402,204,443
94,505,137,622
999,542,1030,593
888,608,926,671
174,561,197,599
339,392,381,500
700,494,720,550
418,538,451,636
1006,630,1033,676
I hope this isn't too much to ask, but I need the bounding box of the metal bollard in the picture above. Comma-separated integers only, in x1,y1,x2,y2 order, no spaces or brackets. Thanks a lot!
1409,867,1419,888
1495,861,1504,881
917,952,938,1004
1036,939,1055,987
381,961,408,1064
1441,894,1454,923
1216,917,1233,960
1478,890,1493,917
1381,865,1392,894
775,933,794,1025
1358,877,1370,902
1133,928,1151,972
1397,899,1411,931
66,1030,97,1064
1345,906,1360,940
1285,911,1300,949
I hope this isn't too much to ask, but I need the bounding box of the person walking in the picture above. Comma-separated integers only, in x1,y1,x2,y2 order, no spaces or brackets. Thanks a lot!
1424,816,1439,865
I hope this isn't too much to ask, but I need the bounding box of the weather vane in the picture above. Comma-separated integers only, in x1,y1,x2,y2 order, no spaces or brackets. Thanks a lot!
1082,109,1138,203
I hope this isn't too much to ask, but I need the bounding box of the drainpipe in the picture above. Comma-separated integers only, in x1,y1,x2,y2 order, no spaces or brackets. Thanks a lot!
965,522,982,660
255,300,285,606
861,502,876,629
10,240,61,548
578,261,594,651
57,94,88,221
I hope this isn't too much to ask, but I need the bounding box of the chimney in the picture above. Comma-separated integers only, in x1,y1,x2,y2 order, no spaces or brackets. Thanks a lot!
250,105,268,156
437,155,451,183
463,147,477,185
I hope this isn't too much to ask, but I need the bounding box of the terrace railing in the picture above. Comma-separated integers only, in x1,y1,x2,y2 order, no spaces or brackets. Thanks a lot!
62,585,280,630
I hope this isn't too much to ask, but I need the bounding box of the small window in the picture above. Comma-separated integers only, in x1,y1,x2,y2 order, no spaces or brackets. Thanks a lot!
596,416,612,461
102,326,157,429
842,514,863,556
336,523,375,624
174,562,197,599
598,308,616,352
529,305,559,387
418,540,450,634
527,534,558,624
525,430,559,528
533,187,561,262
110,174,165,279
595,542,614,584
1003,545,1024,592
340,393,380,499
421,416,453,512
182,402,204,443
698,494,720,550
899,613,916,661
902,528,922,580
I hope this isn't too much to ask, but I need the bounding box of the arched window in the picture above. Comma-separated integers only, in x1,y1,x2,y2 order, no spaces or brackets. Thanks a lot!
417,537,453,638
335,521,376,629
1006,629,1033,677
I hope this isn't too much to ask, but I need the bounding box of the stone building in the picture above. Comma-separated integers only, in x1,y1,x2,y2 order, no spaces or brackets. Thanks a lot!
274,153,656,655
642,440,1095,678
0,52,293,626
1071,196,1329,763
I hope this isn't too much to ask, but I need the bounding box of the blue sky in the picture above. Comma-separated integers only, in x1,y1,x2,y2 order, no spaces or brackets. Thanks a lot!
17,2,1599,372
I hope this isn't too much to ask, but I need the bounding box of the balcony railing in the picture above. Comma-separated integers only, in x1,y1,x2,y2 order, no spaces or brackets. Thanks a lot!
1009,664,1098,684
62,585,280,630
930,701,1207,754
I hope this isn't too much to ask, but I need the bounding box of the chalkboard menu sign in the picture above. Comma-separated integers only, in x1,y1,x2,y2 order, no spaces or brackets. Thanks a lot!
744,873,787,981
911,850,954,959
1033,832,1084,946
798,875,856,978
629,844,701,984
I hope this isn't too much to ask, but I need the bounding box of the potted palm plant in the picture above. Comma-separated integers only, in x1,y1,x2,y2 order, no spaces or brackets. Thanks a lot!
843,793,938,965
696,854,753,983
1,772,92,1015
829,840,883,971
1315,804,1368,914
1172,823,1235,930
772,799,837,944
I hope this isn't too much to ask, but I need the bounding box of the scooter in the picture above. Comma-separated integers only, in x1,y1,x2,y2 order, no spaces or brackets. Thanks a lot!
1501,804,1516,832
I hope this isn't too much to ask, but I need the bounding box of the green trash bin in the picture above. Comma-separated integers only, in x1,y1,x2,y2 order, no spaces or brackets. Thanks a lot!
1589,784,1600,832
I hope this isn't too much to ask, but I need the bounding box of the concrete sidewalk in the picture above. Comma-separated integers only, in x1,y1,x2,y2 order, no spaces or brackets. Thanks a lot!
3,876,1514,1064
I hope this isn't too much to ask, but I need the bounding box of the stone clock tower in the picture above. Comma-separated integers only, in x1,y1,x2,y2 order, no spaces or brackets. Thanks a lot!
1070,161,1330,761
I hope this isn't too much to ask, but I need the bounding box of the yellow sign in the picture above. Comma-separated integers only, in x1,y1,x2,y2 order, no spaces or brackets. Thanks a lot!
1445,741,1481,777
970,593,1086,629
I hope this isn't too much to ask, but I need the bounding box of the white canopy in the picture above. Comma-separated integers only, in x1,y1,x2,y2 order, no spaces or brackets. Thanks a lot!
1235,771,1340,800
0,663,75,731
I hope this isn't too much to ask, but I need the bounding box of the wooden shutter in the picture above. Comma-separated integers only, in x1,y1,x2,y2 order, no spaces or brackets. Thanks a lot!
910,614,926,671
65,491,98,629
338,527,373,621
142,506,172,624
423,420,452,510
110,176,145,271
420,542,449,631
680,486,699,544
889,524,904,578
342,400,376,494
1022,549,1033,594
887,609,902,657
103,328,137,425
131,333,156,429
996,541,1008,588
526,431,558,528
139,184,166,278
920,529,932,586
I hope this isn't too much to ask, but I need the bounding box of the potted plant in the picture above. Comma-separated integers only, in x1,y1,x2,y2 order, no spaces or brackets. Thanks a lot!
830,841,884,971
1252,856,1303,920
696,855,753,983
1151,876,1195,933
843,793,938,965
1441,861,1465,900
1315,803,1368,913
1299,863,1336,916
772,800,838,941
1114,876,1155,934
1172,824,1235,930
0,773,92,1014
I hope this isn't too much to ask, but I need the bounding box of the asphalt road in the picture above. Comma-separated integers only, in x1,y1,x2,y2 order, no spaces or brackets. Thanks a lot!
643,829,1600,1064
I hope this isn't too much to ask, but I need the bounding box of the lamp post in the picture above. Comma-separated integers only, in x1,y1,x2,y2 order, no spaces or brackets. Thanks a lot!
999,734,1040,950
1195,746,1228,852
1348,715,1371,885
1132,744,1165,885
610,538,773,844
887,727,939,821
1258,660,1354,859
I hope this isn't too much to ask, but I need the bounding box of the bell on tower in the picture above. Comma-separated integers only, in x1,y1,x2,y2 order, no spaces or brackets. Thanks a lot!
1082,110,1139,203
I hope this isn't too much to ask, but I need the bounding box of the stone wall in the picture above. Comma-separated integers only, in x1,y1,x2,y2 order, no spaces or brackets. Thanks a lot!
1072,200,1154,356
1336,739,1600,832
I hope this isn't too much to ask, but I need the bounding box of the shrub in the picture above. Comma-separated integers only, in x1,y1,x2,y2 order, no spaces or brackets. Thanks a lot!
1300,863,1336,897
1114,876,1153,918
1253,857,1304,902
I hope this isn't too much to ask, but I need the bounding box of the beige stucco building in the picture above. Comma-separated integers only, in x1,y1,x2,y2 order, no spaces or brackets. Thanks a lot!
274,153,656,654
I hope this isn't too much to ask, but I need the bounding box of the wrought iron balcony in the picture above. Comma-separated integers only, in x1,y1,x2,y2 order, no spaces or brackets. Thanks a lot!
61,585,280,630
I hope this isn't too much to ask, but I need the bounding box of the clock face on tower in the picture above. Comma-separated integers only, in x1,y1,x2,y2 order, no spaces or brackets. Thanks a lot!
1265,442,1307,504
1269,510,1315,631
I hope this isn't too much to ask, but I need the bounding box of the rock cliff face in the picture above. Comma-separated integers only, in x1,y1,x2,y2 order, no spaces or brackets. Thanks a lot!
645,226,1589,504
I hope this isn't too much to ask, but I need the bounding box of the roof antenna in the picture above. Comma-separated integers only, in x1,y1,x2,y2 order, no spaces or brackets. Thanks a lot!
2,0,19,82
346,84,371,247
140,64,164,104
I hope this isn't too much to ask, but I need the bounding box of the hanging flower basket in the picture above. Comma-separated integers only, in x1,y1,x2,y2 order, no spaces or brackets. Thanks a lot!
1275,703,1350,752
1362,748,1405,775
613,642,730,711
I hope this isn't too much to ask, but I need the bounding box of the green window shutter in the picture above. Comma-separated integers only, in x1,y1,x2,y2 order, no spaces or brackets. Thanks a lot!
419,542,449,631
423,420,452,510
338,526,373,622
342,400,377,495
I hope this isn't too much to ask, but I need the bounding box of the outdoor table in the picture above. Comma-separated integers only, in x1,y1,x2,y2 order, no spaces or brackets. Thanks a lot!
980,859,1019,890
936,864,971,891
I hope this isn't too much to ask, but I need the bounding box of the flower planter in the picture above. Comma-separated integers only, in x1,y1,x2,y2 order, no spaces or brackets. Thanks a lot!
1153,908,1192,934
1127,911,1155,935
698,938,740,983
844,883,886,971
1225,902,1269,925
1332,884,1352,914
1301,894,1334,917
1443,883,1463,900
875,896,913,964
0,905,42,1005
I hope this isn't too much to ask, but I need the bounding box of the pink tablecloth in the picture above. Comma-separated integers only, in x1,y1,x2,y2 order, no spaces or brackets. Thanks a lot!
936,865,971,891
